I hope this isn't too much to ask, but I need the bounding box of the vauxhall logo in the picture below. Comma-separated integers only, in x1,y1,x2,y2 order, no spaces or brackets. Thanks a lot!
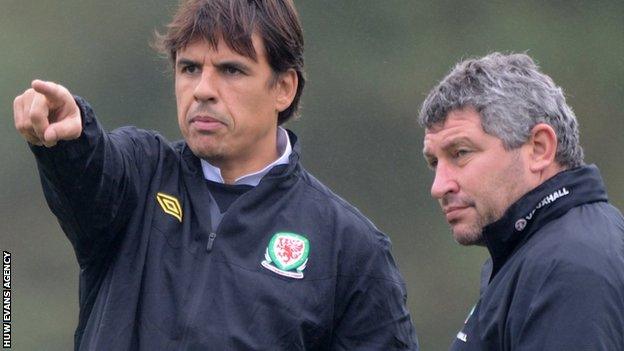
515,187,570,231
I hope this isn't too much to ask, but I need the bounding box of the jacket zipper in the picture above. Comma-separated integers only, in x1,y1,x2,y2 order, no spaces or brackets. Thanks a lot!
206,232,217,252
180,185,256,347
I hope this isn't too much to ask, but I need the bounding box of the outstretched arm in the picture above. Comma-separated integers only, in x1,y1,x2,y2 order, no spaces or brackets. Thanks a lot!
14,80,147,266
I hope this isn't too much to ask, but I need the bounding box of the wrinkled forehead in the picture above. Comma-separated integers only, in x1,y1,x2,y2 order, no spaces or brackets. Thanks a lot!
422,125,453,154
425,108,483,133
423,108,486,150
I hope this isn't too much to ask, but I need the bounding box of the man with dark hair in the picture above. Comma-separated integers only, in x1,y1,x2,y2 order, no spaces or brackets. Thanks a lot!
420,52,624,350
13,0,419,349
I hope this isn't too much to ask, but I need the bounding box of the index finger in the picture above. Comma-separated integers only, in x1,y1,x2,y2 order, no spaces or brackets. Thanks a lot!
29,93,50,140
31,80,70,110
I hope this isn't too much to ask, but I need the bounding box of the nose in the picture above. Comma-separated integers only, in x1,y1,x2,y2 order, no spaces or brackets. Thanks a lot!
430,161,459,199
193,69,218,103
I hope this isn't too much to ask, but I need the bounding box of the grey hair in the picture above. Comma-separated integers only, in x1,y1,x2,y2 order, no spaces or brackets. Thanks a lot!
418,52,584,169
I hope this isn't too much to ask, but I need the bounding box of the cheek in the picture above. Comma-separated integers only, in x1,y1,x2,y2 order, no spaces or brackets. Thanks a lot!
175,87,192,125
463,175,497,213
175,101,186,132
473,167,522,219
175,77,194,106
238,84,276,112
228,87,276,129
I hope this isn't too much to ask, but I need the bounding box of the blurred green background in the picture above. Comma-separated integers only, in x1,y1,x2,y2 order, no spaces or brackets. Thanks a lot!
1,1,623,350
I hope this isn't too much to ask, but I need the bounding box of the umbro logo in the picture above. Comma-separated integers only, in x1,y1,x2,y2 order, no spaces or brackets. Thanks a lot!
156,192,182,222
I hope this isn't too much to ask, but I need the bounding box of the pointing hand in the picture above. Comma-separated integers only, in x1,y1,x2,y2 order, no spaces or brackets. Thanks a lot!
13,80,82,147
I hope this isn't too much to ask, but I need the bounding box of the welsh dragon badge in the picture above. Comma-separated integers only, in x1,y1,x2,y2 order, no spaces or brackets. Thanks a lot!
261,232,310,279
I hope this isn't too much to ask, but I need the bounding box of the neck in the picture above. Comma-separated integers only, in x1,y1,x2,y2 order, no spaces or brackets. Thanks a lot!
537,163,566,185
218,154,278,184
211,133,280,185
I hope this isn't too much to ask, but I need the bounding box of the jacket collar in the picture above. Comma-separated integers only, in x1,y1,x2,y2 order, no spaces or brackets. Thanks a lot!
181,129,302,185
482,164,608,278
199,127,292,186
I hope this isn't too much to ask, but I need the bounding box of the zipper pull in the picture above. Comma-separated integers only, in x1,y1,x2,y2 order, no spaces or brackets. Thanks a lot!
206,232,217,252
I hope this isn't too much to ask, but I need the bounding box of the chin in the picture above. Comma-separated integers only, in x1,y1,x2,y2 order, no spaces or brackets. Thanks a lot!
187,141,221,160
184,134,223,158
452,225,485,246
192,148,224,161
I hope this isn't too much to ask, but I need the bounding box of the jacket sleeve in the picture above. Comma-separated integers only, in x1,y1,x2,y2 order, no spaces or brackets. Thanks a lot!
510,260,624,350
30,96,154,267
331,230,419,350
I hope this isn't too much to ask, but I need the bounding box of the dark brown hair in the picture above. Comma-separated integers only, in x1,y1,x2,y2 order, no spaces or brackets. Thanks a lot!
154,0,305,125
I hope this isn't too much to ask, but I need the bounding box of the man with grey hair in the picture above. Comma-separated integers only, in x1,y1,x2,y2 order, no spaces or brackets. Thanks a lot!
13,0,419,349
420,52,624,350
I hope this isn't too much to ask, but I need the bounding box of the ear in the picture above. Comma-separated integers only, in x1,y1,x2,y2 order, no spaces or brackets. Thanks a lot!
526,123,558,173
274,69,298,112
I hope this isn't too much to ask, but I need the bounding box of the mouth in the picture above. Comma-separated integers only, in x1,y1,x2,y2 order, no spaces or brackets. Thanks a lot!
189,115,227,132
443,206,471,222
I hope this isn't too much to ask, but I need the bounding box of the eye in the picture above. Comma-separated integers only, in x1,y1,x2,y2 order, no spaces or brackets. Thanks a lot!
453,149,471,158
427,158,438,170
180,65,199,75
221,64,244,76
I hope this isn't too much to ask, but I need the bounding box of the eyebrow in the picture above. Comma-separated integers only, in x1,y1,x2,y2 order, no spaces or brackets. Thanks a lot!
176,58,200,68
422,141,436,165
422,145,433,159
439,136,473,151
214,60,251,73
175,58,252,73
422,136,474,159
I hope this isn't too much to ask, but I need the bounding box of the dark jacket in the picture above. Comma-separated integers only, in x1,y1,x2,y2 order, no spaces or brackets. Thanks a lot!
31,97,419,351
450,165,624,350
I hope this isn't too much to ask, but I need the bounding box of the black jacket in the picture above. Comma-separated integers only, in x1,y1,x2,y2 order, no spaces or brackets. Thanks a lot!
450,165,624,350
31,97,419,350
